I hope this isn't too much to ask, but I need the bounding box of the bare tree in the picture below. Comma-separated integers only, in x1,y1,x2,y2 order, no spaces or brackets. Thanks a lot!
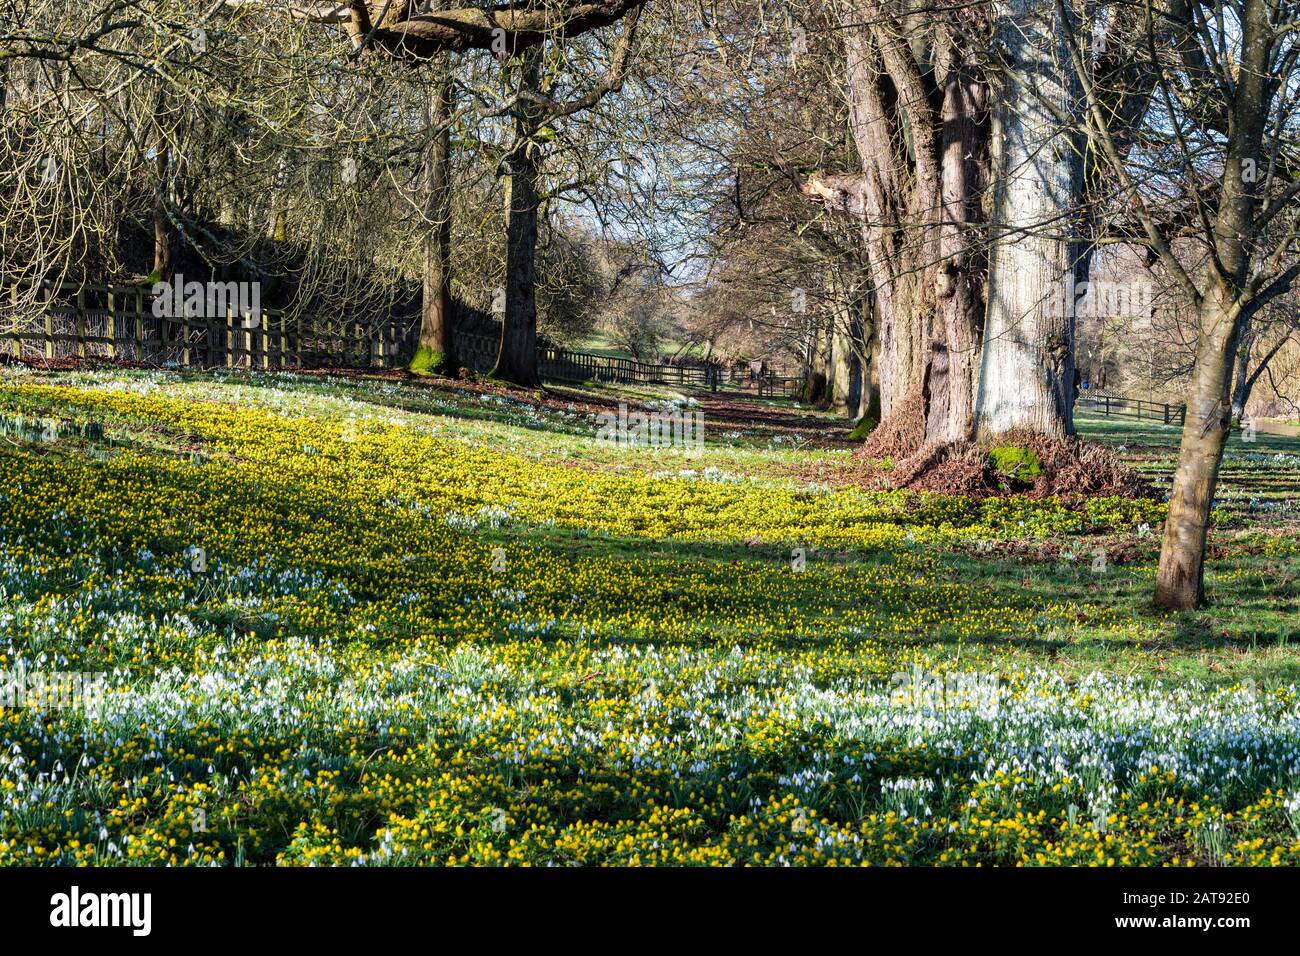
1231,281,1300,420
222,0,648,379
1057,0,1300,608
486,8,644,385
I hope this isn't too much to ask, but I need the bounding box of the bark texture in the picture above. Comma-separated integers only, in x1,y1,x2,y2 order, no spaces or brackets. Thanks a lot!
1155,286,1240,608
491,48,544,387
412,55,458,374
975,0,1081,441
803,10,988,444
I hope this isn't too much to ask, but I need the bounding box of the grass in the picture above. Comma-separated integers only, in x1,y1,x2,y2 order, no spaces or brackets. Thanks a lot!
0,363,1297,865
569,331,699,362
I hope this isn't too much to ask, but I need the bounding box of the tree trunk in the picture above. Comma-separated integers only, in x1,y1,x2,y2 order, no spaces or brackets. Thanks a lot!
829,307,858,415
1229,321,1252,421
932,34,987,444
975,0,1080,441
412,57,458,375
1155,286,1241,609
807,311,833,406
809,14,986,444
855,307,880,423
833,21,931,422
153,149,172,279
152,86,174,280
491,49,544,387
1154,0,1271,611
268,155,288,242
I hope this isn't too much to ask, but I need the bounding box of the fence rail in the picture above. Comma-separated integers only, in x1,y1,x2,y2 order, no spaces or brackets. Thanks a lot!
1077,391,1186,425
757,375,802,399
3,281,415,369
537,345,717,387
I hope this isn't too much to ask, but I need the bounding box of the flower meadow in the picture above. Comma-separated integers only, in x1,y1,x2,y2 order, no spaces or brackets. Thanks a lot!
1,369,1298,866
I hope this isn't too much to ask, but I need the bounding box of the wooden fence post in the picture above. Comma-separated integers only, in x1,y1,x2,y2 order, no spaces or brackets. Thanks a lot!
251,310,263,369
74,287,85,358
10,284,19,358
134,288,144,359
181,301,192,366
202,311,213,368
106,288,116,359
43,284,54,360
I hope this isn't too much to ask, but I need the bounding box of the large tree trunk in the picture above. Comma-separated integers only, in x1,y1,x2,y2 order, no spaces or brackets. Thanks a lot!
834,19,930,423
805,12,986,444
975,0,1080,441
491,48,543,387
412,56,458,375
1155,285,1241,609
932,33,987,444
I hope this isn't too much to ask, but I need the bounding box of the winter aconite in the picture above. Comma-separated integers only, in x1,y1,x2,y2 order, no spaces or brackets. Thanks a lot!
0,369,1297,866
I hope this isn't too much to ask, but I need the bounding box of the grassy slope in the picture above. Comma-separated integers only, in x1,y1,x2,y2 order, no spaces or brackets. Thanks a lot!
1,364,1298,865
2,365,1296,683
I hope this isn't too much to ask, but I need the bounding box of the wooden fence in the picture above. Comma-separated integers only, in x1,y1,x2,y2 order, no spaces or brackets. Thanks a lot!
536,344,718,387
2,282,417,369
534,350,809,398
756,374,803,399
1077,391,1187,425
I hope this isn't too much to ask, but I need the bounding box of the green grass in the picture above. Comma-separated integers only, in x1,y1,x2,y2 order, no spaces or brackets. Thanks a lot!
3,363,1294,685
1,363,1297,866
